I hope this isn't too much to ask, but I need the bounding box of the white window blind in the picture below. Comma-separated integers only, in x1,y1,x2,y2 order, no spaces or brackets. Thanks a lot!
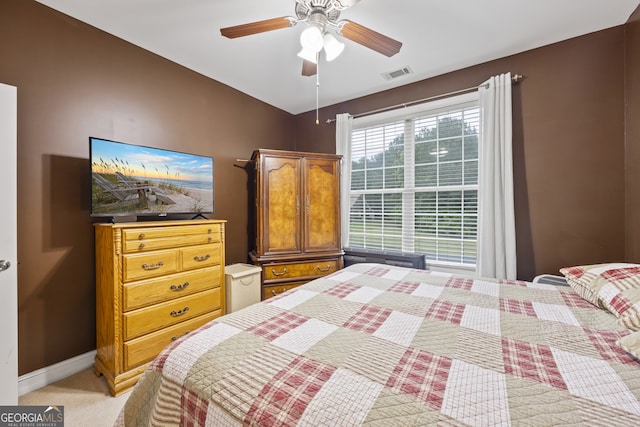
349,94,479,267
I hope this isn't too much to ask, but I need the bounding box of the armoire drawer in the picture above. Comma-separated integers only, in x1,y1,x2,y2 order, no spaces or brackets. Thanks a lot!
181,243,221,270
263,259,340,281
262,281,306,300
122,249,179,282
123,311,219,371
123,288,221,340
123,266,221,311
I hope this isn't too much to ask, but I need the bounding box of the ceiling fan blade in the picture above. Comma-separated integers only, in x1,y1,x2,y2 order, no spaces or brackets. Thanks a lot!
220,17,294,39
302,60,317,76
338,20,402,57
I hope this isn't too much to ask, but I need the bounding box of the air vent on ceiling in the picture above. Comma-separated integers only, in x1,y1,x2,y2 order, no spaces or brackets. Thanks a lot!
381,66,413,81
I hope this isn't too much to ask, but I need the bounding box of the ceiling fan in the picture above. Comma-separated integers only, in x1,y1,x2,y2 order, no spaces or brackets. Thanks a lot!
220,0,402,76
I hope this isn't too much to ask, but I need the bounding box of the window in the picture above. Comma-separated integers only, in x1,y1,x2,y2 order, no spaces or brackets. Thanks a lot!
348,93,479,267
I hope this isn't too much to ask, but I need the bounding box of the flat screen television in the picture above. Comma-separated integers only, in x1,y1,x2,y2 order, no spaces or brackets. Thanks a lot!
90,137,214,218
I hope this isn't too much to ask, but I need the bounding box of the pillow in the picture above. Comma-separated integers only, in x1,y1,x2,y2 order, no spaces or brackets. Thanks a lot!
617,330,640,359
560,263,640,330
559,263,623,308
597,267,640,330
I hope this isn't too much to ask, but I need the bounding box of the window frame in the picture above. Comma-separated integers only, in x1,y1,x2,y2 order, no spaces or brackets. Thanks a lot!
349,92,479,275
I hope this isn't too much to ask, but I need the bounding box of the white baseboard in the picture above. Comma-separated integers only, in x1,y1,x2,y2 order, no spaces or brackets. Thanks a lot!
18,350,96,396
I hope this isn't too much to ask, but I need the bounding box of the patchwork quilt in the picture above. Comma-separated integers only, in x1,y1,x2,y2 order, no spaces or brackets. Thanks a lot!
116,263,640,426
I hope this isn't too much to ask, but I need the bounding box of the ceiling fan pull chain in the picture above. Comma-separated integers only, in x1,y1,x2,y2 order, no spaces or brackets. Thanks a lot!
316,51,320,125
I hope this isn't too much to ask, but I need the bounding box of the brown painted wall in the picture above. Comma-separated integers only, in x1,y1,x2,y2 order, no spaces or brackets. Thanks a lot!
626,8,640,262
0,0,295,374
296,27,627,282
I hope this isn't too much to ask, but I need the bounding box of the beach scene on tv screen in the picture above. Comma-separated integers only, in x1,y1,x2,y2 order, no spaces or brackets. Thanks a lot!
91,138,213,216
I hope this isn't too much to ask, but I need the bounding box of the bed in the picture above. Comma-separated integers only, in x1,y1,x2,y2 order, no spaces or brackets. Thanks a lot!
115,262,640,426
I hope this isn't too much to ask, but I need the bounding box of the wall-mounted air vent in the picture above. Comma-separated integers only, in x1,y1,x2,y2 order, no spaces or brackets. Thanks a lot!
381,66,413,81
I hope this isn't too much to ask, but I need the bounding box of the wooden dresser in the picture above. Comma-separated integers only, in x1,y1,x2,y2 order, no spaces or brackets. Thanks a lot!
249,149,343,299
94,219,225,396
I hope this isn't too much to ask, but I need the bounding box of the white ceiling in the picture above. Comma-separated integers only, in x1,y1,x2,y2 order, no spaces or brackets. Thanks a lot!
34,0,640,115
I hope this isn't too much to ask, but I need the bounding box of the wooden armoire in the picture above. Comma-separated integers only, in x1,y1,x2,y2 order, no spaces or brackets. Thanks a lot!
249,149,343,299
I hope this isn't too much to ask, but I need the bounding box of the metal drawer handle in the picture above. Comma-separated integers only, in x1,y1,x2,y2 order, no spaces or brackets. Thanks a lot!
171,331,190,341
271,267,287,277
170,282,189,291
138,233,145,240
194,254,211,262
170,306,189,317
138,243,145,250
271,288,282,296
142,261,164,270
317,264,331,272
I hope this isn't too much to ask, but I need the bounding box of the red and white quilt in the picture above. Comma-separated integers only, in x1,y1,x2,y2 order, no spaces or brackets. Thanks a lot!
116,263,640,426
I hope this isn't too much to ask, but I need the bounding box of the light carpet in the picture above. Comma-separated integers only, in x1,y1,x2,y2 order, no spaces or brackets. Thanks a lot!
19,368,129,427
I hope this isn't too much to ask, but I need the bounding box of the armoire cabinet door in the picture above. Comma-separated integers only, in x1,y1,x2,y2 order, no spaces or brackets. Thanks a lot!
261,155,302,255
304,157,341,252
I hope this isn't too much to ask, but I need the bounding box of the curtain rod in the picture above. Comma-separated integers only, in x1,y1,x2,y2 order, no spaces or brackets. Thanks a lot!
326,73,524,124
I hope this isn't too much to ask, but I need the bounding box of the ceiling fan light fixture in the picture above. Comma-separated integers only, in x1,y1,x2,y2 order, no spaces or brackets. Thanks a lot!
323,33,345,61
297,46,318,64
300,25,324,52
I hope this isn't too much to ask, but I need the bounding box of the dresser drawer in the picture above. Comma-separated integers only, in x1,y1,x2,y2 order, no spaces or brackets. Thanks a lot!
263,259,339,281
122,250,179,282
122,224,221,244
181,243,221,270
123,266,221,311
123,234,219,253
123,311,219,371
122,224,221,253
123,288,221,340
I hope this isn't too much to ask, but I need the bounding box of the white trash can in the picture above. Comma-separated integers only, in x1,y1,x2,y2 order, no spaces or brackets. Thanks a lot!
225,263,262,312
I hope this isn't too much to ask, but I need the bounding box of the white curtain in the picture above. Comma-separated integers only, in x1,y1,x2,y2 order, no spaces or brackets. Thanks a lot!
335,113,353,248
477,73,517,280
